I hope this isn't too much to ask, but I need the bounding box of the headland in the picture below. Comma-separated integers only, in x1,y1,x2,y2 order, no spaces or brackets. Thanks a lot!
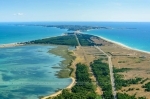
23,32,150,99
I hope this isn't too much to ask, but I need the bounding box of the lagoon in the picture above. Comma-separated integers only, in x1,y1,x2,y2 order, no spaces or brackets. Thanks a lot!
0,45,72,99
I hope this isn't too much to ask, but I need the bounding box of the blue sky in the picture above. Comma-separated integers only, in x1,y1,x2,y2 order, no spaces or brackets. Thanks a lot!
0,0,150,22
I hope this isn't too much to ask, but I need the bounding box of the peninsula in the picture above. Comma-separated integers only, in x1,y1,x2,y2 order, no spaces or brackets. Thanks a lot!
20,31,150,99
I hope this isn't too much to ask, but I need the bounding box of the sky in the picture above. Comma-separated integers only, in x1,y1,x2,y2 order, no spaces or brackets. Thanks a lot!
0,0,150,22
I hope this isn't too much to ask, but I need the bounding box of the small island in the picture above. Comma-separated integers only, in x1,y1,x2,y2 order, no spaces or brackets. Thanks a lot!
21,24,110,32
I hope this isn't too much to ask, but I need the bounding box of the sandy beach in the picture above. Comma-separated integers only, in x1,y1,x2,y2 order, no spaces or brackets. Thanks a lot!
41,77,75,99
0,43,24,48
83,32,150,54
96,35,150,54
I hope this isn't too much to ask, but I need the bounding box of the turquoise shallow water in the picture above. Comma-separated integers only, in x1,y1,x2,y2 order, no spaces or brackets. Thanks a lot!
1,22,150,52
0,45,72,99
0,22,150,99
84,22,150,52
0,23,67,44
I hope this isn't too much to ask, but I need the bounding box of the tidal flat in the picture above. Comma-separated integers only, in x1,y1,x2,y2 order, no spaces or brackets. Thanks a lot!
0,45,72,99
48,45,75,78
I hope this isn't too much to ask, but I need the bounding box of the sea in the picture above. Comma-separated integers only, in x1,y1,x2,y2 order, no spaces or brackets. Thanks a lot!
1,22,149,52
0,22,150,99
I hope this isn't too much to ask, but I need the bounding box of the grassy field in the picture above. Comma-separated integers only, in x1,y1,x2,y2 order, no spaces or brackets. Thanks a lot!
49,45,75,78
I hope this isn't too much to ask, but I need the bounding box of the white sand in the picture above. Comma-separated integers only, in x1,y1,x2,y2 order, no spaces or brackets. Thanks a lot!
84,31,150,54
41,77,75,99
0,43,24,48
98,36,150,54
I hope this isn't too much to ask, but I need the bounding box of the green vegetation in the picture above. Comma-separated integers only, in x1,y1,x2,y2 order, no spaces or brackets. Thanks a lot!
118,61,127,63
46,25,108,32
117,93,146,99
71,63,96,96
140,78,149,84
113,67,132,73
49,45,75,78
142,82,150,92
25,33,99,46
113,68,142,90
49,63,98,99
138,97,147,99
77,34,95,46
27,35,78,46
117,93,136,99
90,59,113,99
114,74,142,90
55,69,70,78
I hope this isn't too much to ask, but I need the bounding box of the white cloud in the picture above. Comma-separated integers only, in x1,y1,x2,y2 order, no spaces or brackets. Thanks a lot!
13,13,24,16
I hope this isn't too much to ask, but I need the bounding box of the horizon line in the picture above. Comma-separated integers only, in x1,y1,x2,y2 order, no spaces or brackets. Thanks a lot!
0,21,150,23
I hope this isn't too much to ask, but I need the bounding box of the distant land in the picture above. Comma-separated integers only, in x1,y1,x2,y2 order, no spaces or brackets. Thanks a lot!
16,24,110,32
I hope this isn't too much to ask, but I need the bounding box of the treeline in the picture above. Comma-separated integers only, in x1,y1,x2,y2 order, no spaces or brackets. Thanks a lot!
77,34,96,46
90,59,113,99
113,67,132,73
46,25,108,32
113,67,142,90
49,63,98,99
24,34,100,46
71,63,97,98
26,35,78,46
114,68,148,99
117,93,136,99
142,82,150,92
117,93,146,99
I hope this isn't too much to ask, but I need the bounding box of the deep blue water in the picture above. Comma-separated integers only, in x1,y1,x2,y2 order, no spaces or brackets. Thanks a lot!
0,22,150,99
1,22,149,52
83,22,150,52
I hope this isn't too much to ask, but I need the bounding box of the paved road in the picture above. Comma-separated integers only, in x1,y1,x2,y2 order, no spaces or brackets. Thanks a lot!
94,46,117,99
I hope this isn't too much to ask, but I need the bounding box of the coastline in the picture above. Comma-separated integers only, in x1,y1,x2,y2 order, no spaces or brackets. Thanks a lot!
99,36,150,54
1,33,150,99
0,43,24,48
0,43,76,99
41,77,75,99
40,45,76,99
84,32,150,54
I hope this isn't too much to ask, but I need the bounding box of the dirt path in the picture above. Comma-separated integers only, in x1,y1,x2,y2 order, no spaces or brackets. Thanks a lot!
75,34,103,95
94,45,117,99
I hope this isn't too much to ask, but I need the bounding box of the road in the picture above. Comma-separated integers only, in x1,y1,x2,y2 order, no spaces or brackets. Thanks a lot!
74,33,87,61
94,46,117,99
75,34,102,95
74,33,81,46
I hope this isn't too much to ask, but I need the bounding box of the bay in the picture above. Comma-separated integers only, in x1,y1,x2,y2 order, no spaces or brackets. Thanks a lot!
0,45,72,99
